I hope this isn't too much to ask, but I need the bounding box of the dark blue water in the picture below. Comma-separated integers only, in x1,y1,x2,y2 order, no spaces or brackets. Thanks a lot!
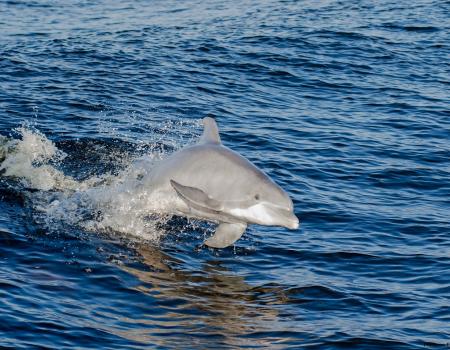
1,0,449,349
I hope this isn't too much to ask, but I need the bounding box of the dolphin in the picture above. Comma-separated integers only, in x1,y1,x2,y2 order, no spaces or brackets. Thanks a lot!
144,117,299,248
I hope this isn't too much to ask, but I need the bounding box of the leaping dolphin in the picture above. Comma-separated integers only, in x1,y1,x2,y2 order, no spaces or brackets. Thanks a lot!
144,117,299,248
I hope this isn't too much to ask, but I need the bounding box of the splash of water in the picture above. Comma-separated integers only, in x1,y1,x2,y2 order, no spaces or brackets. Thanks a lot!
0,127,79,191
0,120,201,243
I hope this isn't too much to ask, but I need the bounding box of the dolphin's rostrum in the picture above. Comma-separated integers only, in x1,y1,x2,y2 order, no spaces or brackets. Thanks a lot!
145,117,299,248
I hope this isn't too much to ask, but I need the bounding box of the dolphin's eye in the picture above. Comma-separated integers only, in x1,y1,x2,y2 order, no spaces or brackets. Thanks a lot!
254,194,260,200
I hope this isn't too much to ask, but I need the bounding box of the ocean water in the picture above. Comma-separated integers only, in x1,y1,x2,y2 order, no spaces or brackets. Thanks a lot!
0,0,449,349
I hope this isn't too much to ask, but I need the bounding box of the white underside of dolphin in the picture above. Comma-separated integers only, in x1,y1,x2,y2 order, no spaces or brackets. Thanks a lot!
143,117,299,248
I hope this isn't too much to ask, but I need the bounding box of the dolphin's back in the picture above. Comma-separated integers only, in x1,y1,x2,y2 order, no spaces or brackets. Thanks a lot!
147,144,275,202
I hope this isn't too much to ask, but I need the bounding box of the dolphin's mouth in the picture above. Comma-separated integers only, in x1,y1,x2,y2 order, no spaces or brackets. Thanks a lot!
284,215,299,230
282,211,299,230
259,205,299,230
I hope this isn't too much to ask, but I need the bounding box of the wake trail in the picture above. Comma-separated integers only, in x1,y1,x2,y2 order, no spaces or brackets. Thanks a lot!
0,121,201,243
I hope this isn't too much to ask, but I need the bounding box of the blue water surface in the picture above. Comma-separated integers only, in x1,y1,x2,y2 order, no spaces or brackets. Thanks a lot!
0,0,449,349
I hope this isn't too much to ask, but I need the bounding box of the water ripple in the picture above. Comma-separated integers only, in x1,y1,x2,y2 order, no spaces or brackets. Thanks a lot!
1,0,449,348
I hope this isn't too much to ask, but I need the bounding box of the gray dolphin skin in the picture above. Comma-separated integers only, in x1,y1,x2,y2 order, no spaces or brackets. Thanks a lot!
146,117,299,248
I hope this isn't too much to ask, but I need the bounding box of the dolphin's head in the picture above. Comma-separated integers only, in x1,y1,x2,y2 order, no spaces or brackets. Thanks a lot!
240,177,299,230
224,165,299,230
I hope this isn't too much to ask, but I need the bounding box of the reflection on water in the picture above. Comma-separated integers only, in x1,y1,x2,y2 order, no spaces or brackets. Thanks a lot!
112,245,297,348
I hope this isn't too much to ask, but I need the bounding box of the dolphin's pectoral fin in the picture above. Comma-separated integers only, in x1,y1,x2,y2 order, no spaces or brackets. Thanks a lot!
204,223,247,248
170,180,222,212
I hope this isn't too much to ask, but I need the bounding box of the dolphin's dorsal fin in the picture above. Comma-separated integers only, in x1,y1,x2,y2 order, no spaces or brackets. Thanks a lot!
199,117,221,144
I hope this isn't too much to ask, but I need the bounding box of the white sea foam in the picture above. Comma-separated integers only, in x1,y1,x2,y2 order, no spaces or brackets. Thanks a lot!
0,120,201,243
0,127,79,191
